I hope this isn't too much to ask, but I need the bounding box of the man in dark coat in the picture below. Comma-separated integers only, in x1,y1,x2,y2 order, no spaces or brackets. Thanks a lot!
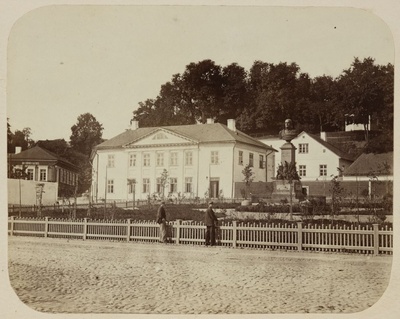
157,201,167,243
204,201,218,246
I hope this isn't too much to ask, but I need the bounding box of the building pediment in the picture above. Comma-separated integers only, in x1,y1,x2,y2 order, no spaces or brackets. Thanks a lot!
123,128,197,148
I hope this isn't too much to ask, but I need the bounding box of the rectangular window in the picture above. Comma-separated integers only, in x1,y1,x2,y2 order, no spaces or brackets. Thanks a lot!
143,153,150,167
156,153,164,166
211,151,219,164
40,169,47,181
129,153,137,167
156,178,163,194
299,165,306,177
259,155,264,169
299,143,309,154
107,179,114,193
142,178,150,193
185,151,193,166
239,151,243,165
319,164,327,176
249,153,254,167
27,169,34,180
128,179,136,194
170,178,177,193
107,154,115,168
170,152,178,166
185,177,193,193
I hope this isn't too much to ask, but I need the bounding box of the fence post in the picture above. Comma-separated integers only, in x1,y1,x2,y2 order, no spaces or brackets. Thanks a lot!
175,220,181,244
373,224,379,256
83,218,87,240
10,216,15,236
297,222,303,252
232,220,237,248
127,219,131,242
44,217,49,238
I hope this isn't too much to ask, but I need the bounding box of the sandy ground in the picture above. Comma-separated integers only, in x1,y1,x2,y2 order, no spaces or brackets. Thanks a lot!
7,236,392,314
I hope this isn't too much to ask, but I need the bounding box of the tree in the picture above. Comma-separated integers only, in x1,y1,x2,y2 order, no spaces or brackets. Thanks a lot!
11,127,34,151
276,161,300,220
251,62,308,135
181,59,224,123
307,75,339,133
334,57,387,141
364,63,394,153
132,73,196,127
7,118,13,153
329,174,345,224
218,63,248,123
241,164,254,200
159,169,169,199
70,113,104,156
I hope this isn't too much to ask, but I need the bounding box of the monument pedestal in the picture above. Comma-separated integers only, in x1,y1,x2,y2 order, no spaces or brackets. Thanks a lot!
271,180,303,203
280,142,296,164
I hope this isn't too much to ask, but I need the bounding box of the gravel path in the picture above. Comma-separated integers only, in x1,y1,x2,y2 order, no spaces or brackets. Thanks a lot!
8,236,392,314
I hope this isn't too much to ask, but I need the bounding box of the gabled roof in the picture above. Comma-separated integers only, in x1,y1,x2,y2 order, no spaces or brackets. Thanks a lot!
344,152,393,176
11,145,59,161
9,146,78,171
95,123,276,151
303,132,355,161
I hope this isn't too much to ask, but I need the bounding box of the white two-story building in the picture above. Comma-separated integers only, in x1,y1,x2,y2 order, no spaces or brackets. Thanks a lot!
90,119,276,202
259,131,354,180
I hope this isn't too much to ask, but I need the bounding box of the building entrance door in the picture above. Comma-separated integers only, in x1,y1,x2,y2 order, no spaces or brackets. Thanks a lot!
210,179,219,198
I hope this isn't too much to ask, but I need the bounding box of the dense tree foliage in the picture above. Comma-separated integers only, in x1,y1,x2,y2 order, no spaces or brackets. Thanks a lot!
7,120,34,153
133,57,393,153
70,113,104,156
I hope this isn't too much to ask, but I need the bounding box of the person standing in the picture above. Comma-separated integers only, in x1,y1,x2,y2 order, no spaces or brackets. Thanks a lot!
204,201,218,246
157,201,167,243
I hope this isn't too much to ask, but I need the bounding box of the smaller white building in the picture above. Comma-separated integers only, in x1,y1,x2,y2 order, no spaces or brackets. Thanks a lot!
258,131,354,182
91,119,276,202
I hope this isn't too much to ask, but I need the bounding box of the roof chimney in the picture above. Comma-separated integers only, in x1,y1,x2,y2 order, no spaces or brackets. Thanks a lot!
206,118,214,124
320,131,327,141
15,146,22,154
227,119,236,132
130,120,139,130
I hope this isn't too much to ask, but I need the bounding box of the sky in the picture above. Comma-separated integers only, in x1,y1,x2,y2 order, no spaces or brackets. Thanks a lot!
6,5,395,142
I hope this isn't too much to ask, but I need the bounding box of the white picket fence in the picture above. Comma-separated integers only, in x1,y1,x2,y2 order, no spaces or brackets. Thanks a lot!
7,217,393,256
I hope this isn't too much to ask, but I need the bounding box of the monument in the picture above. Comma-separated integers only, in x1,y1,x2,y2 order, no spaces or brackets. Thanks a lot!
271,119,302,203
278,119,298,165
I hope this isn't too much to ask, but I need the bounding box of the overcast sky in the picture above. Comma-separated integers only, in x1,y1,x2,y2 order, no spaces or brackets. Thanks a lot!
7,5,394,142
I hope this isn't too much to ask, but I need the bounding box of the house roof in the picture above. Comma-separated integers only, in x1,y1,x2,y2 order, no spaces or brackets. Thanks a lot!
9,146,78,171
95,123,276,151
305,132,355,161
344,152,393,176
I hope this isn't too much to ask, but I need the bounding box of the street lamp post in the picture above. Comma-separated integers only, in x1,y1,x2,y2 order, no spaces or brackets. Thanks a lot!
18,178,22,217
104,165,108,219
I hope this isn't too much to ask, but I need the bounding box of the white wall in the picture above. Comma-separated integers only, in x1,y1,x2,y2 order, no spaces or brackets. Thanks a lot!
259,133,343,181
92,143,273,201
8,179,58,205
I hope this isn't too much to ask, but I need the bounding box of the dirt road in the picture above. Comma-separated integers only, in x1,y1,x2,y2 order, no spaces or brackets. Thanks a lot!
8,236,392,314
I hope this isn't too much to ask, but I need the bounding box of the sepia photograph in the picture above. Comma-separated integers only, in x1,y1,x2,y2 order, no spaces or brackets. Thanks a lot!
1,0,399,318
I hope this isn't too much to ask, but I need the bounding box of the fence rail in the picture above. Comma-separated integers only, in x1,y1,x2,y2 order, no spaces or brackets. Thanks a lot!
7,217,393,256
